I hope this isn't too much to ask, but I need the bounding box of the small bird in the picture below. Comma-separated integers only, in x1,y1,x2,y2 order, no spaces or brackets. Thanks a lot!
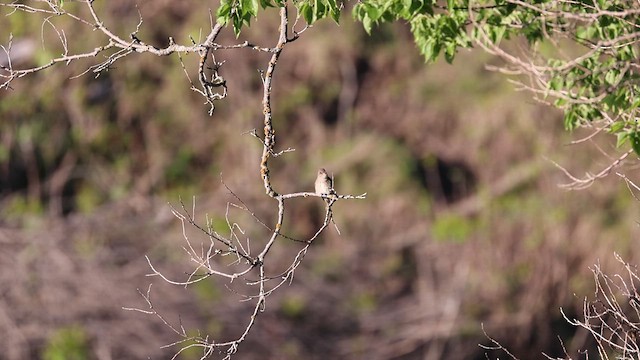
315,168,335,204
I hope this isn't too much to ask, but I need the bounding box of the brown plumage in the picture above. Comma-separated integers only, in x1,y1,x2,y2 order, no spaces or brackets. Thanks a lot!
315,168,334,204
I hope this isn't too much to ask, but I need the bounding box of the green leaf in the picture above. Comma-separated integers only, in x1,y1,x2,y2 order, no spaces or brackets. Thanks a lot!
444,41,456,63
300,2,313,24
313,0,326,23
421,39,435,61
630,131,640,156
327,0,340,23
616,131,629,148
548,76,562,91
365,3,382,22
491,26,506,44
575,25,597,40
241,0,259,16
216,2,232,24
330,8,341,23
563,107,578,130
553,98,567,107
609,121,625,134
605,69,618,86
362,14,373,33
233,13,243,36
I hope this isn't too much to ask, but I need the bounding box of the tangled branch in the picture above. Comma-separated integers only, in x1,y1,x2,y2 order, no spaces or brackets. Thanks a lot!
468,0,640,187
0,0,280,114
110,4,364,359
481,254,640,359
561,253,640,360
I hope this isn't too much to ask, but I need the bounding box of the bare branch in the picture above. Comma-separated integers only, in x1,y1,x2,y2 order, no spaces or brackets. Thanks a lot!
547,149,634,190
559,254,640,359
113,4,367,358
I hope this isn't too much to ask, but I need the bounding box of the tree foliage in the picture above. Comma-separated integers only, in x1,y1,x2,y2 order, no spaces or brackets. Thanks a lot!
219,0,640,159
216,0,342,34
352,0,640,160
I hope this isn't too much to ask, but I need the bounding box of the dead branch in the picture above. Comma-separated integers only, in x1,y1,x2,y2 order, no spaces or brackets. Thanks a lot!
115,3,366,358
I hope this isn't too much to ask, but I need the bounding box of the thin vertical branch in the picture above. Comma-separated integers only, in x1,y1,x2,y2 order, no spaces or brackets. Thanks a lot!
259,6,289,199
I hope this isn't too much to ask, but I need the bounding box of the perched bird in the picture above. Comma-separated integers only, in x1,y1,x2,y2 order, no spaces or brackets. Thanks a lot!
315,168,334,204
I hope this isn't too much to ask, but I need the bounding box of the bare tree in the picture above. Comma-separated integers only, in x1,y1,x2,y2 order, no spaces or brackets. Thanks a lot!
1,1,365,358
481,253,640,360
561,253,640,360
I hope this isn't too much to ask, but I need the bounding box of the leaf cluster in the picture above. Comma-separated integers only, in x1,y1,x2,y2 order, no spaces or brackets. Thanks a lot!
41,0,640,156
351,0,640,155
354,0,469,63
216,0,342,35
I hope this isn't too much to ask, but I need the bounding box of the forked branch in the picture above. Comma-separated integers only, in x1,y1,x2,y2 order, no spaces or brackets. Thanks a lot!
118,4,365,359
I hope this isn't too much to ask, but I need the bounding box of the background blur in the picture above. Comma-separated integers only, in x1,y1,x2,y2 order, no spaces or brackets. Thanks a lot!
2,2,640,359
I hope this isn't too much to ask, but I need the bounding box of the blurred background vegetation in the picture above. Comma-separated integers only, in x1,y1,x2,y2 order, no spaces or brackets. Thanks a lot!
2,1,640,359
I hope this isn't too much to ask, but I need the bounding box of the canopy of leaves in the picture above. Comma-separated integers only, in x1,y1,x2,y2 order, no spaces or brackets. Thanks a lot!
215,0,640,155
350,0,640,154
216,0,341,35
